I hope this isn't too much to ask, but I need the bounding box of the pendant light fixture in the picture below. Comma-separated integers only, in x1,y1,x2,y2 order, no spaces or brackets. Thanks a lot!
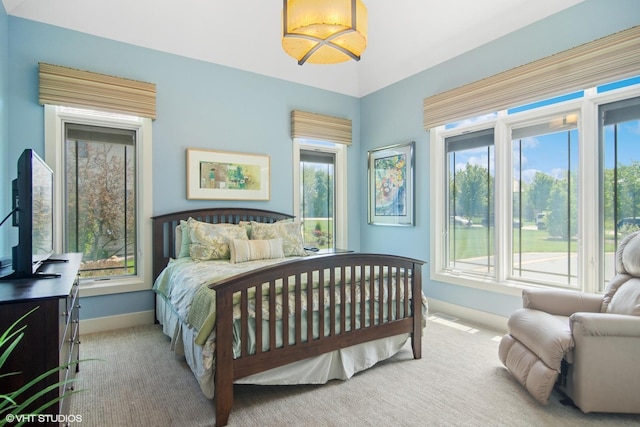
282,0,368,65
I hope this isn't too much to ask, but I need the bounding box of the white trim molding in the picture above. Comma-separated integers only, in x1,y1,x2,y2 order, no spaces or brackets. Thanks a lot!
80,310,155,334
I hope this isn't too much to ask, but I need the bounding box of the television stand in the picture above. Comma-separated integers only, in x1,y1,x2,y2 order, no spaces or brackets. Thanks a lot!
0,253,82,424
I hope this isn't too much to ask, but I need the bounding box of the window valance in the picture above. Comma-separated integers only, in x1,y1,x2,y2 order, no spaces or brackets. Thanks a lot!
39,63,157,119
423,25,640,129
291,110,352,145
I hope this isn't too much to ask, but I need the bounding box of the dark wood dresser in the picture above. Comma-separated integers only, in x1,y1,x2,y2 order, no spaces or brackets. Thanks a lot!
0,253,81,425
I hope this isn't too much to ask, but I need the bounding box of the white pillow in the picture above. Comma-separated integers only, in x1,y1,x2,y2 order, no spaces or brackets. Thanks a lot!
249,220,307,257
187,218,249,260
229,238,284,263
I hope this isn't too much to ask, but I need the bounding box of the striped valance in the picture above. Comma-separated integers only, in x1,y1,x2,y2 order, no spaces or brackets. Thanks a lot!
291,110,352,145
39,63,157,119
423,25,640,129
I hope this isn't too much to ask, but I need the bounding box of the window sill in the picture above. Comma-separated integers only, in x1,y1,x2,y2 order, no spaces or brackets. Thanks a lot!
79,277,151,297
430,270,561,297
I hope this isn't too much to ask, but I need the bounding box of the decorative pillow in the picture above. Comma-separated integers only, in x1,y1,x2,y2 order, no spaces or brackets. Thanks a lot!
249,220,308,257
187,218,249,261
230,238,284,264
176,220,191,258
238,221,252,239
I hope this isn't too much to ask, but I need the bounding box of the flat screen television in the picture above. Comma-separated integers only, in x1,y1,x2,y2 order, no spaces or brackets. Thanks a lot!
1,149,57,280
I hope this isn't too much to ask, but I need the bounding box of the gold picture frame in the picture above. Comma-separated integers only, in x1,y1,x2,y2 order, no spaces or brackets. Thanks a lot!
186,148,270,200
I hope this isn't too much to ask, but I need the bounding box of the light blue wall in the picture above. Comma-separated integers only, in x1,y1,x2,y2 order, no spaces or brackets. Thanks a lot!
359,0,640,318
0,5,8,258
5,17,361,320
3,0,640,323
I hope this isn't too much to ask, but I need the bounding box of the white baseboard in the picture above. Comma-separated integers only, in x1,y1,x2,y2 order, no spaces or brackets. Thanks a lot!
427,298,508,333
80,310,155,334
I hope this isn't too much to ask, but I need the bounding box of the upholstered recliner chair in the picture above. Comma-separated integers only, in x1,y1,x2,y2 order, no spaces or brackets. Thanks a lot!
498,231,640,414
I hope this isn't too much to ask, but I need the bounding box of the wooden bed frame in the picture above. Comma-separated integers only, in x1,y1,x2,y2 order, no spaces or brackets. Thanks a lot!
152,208,425,426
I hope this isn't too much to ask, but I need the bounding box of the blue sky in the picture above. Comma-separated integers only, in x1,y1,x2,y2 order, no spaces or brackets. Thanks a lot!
456,122,639,185
451,76,640,183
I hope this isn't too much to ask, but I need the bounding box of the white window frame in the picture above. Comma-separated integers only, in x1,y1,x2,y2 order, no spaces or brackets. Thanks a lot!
293,139,348,249
430,83,640,296
44,105,153,296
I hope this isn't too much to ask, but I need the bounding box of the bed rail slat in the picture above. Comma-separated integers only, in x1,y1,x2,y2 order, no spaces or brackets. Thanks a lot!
369,264,375,327
282,276,290,348
295,273,302,346
378,265,384,324
328,268,335,336
339,266,346,334
255,284,263,355
307,270,313,341
395,267,401,320
240,289,249,358
404,268,410,319
359,265,366,329
269,280,276,351
318,268,324,340
350,265,356,332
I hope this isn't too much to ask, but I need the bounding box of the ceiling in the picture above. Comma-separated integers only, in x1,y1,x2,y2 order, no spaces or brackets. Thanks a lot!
3,0,584,97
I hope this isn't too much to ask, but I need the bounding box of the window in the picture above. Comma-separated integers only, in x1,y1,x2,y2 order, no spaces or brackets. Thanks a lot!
45,106,152,294
431,78,640,294
600,96,640,287
65,124,137,278
445,129,494,276
299,149,335,249
293,140,347,250
511,113,579,286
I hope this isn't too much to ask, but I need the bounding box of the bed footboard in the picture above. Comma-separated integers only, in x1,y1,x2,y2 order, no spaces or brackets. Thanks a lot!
213,252,424,426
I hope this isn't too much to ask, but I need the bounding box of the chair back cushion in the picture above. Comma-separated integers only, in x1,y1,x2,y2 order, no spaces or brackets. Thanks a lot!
615,231,640,276
606,277,640,316
602,231,640,315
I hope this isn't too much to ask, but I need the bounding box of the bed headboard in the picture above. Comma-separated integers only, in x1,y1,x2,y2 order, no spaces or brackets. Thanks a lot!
151,208,294,282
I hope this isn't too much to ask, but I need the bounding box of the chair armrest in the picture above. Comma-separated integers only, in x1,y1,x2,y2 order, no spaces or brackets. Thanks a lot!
522,288,602,316
570,312,640,338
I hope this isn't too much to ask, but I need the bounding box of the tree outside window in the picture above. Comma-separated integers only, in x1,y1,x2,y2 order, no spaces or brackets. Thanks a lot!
65,124,136,278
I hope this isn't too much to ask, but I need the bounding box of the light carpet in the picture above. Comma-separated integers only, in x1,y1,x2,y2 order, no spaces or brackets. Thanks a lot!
70,315,640,426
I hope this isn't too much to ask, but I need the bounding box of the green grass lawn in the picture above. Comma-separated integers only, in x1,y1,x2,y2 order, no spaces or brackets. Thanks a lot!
303,219,624,255
450,227,619,259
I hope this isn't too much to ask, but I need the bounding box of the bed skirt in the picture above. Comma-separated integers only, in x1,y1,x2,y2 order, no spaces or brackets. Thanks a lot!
156,295,409,398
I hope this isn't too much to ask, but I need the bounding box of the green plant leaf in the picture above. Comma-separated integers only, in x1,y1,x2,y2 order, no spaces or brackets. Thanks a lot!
0,306,97,426
0,307,37,370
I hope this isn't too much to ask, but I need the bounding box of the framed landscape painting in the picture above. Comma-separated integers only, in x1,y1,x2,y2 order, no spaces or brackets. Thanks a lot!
187,148,270,200
368,142,415,226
